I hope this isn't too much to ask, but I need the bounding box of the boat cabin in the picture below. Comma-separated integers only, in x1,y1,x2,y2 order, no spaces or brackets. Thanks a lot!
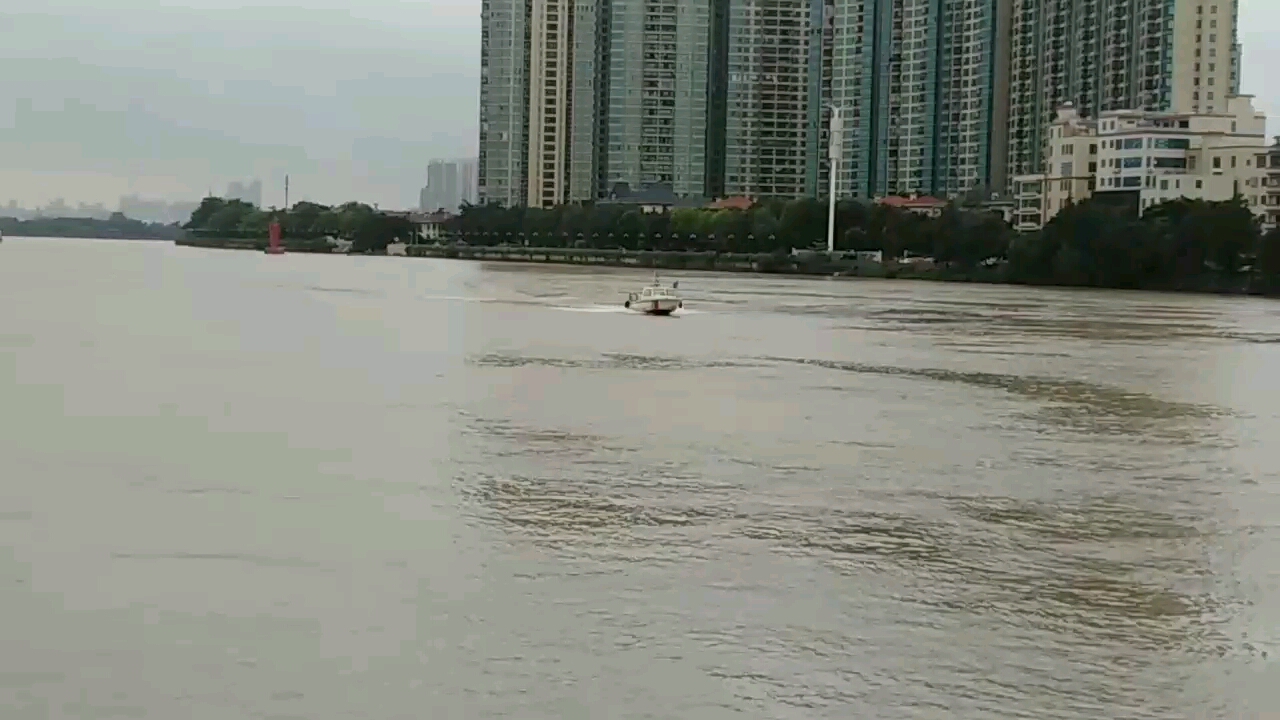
630,285,677,302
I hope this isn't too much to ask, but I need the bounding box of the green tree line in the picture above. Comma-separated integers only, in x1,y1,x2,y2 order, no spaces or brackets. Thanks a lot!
182,197,415,253
448,196,1280,295
0,212,184,241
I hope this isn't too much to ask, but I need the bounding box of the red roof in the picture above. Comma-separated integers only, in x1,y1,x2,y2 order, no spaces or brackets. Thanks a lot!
706,196,755,211
877,195,947,209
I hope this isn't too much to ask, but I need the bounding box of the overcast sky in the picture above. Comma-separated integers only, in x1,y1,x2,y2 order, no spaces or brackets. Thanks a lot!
1,0,1277,210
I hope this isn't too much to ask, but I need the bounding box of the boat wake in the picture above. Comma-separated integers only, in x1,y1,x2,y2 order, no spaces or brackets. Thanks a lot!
417,294,499,303
550,305,630,314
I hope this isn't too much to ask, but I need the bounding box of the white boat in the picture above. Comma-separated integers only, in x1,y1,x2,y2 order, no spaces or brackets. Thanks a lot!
624,273,683,316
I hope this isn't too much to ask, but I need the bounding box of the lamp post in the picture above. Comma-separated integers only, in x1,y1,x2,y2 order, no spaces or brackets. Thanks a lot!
826,105,844,255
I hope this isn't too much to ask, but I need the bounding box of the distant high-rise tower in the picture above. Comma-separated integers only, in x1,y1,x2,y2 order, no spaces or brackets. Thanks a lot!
225,179,263,206
459,158,480,205
421,160,470,211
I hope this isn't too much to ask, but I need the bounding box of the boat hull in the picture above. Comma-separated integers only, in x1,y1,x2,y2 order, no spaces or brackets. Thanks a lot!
626,298,681,315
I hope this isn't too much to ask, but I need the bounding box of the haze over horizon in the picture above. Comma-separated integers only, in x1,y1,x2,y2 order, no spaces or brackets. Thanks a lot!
2,0,1278,211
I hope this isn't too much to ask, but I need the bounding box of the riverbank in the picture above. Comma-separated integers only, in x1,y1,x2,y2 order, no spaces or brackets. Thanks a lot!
401,243,1273,294
404,243,924,276
168,237,1276,297
176,236,336,253
0,216,183,241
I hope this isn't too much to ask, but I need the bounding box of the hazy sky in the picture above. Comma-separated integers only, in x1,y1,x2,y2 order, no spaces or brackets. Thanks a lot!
1,0,1278,210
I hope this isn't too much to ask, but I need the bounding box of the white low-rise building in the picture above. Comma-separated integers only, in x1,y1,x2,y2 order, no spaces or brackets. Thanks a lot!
1013,95,1269,231
1260,137,1280,232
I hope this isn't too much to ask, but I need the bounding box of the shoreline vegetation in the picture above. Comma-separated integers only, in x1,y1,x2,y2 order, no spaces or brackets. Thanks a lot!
164,193,1280,297
9,194,1280,296
0,213,184,241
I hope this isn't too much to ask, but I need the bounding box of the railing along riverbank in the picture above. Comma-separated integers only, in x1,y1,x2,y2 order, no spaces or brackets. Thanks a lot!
402,244,895,276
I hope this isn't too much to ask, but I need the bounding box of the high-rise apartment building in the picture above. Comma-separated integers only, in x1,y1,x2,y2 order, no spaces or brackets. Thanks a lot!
721,0,815,198
478,0,531,206
606,0,712,196
828,0,1010,199
526,0,575,206
570,0,609,201
480,0,1238,207
479,0,603,206
1006,0,1240,182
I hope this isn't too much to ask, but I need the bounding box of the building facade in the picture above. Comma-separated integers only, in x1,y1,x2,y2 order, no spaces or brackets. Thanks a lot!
606,0,712,197
1261,137,1280,232
478,0,1244,208
478,0,531,205
828,0,1011,200
720,0,814,198
1011,103,1098,230
1006,0,1241,184
1013,94,1268,230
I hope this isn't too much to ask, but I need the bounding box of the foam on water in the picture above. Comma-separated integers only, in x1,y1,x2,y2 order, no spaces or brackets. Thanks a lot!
417,295,497,303
550,305,631,314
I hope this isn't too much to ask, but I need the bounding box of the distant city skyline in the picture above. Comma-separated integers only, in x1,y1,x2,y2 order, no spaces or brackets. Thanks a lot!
419,158,478,212
0,1,479,210
0,1,1277,210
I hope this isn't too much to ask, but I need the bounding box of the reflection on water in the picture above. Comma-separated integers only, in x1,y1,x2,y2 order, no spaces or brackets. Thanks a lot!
469,352,761,371
0,240,1277,719
766,355,1220,420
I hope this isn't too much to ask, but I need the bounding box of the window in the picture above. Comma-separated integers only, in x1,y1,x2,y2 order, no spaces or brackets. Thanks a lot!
1121,176,1142,188
1196,180,1204,189
1154,138,1191,149
1061,162,1073,176
1122,156,1144,168
1213,157,1221,169
1154,157,1188,169
1161,179,1170,190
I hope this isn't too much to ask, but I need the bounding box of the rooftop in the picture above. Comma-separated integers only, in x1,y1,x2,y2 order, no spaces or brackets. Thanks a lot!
877,195,947,209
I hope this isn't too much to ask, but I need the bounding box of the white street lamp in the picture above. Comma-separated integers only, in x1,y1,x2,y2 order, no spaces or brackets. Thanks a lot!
826,106,845,255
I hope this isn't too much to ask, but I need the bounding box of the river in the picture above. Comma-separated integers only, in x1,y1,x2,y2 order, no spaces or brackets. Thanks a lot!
1,237,1278,719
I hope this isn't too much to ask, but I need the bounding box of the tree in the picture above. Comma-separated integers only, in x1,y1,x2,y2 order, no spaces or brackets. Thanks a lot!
1257,227,1280,295
179,190,1265,295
